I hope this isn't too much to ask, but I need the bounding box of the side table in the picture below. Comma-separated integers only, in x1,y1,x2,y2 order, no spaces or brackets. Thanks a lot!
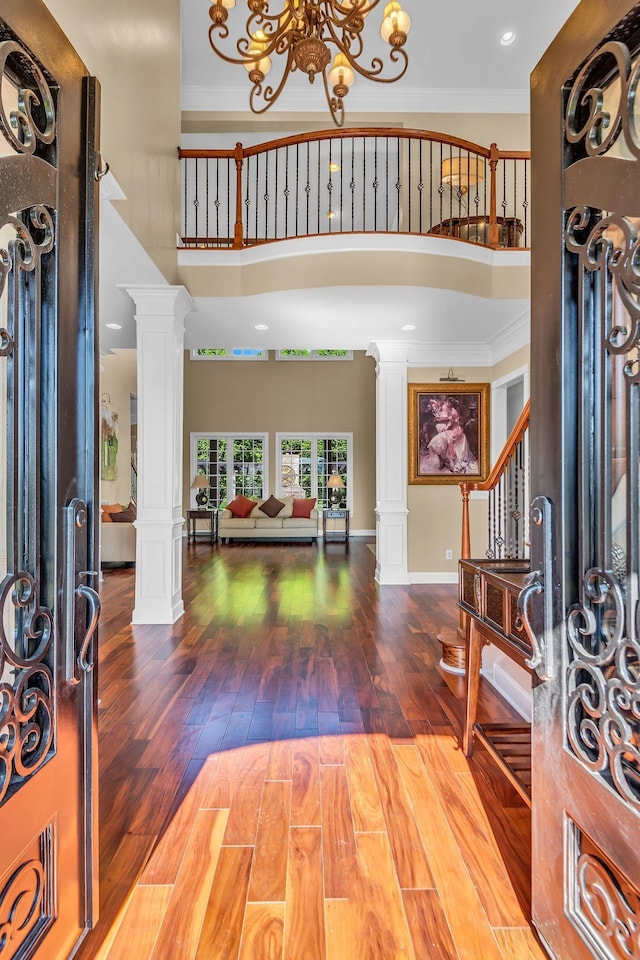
187,508,218,544
323,508,349,543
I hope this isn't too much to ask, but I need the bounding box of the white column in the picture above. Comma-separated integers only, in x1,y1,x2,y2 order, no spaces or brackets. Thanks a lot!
126,285,193,624
368,344,409,584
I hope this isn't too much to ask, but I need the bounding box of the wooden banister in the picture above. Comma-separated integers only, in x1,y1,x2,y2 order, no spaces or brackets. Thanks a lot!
179,129,531,251
460,399,530,561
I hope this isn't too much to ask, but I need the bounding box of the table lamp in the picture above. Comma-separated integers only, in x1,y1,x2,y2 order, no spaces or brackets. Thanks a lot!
191,473,210,509
327,473,345,506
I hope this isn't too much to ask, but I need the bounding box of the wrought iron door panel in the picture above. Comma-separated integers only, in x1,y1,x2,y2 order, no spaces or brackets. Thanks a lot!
0,5,99,959
0,42,57,808
0,823,55,959
564,36,640,808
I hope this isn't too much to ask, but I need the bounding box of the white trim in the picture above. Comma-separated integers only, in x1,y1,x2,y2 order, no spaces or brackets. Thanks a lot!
409,572,459,584
181,84,530,116
178,232,531,268
275,431,353,509
487,310,530,364
190,431,269,508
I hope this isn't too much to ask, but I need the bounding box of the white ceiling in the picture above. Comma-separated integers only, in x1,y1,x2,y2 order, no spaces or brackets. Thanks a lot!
101,0,581,355
181,0,581,115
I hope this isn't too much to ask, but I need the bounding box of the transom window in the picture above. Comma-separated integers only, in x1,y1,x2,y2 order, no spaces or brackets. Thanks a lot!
191,348,267,360
191,433,267,507
277,433,352,509
276,350,352,360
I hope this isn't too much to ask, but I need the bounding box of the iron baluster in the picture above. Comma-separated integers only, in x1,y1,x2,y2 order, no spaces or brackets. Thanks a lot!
407,138,412,233
210,157,214,246
194,157,199,242
362,136,366,231
396,135,400,231
373,136,378,233
306,141,310,237
264,151,269,242
295,143,299,238
385,137,389,232
244,154,250,244
351,136,355,231
274,148,279,240
183,157,188,243
316,139,321,235
340,138,344,228
284,146,289,238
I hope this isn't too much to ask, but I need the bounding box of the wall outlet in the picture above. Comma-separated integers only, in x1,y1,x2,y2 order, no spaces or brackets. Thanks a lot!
445,549,453,560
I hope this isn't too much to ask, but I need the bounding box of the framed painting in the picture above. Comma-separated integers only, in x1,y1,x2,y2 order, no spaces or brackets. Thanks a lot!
408,382,490,484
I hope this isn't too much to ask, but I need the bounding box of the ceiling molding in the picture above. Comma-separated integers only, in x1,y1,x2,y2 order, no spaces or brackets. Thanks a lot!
488,309,530,364
181,84,531,116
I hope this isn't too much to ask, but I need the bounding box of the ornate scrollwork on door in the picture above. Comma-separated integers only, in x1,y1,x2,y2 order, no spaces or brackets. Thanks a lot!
0,37,57,806
0,823,54,958
563,36,640,810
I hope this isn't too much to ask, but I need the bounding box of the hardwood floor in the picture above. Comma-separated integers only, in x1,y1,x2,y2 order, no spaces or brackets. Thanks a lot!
77,540,546,960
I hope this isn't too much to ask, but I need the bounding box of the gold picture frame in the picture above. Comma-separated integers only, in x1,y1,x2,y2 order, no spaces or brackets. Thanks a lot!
408,382,490,484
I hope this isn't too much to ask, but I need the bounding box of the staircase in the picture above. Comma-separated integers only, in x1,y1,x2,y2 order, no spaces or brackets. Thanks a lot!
437,400,531,672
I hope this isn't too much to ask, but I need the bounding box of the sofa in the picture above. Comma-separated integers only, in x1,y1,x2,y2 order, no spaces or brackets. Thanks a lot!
219,494,318,543
100,502,136,566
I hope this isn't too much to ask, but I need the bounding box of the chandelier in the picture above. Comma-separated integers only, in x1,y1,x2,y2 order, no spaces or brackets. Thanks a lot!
207,1,411,127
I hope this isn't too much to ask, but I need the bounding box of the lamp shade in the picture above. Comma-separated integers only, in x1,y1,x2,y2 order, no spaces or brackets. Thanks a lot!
191,474,209,490
328,53,355,94
380,2,411,44
327,474,345,489
441,155,485,189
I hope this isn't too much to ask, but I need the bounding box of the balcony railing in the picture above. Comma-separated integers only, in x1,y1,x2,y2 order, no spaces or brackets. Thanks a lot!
179,129,530,251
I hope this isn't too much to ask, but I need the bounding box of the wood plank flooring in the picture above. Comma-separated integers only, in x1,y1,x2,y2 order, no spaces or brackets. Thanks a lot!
77,540,547,960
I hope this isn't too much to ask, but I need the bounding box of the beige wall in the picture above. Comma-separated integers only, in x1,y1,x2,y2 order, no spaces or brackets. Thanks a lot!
100,350,137,508
183,351,377,532
44,0,180,282
182,111,531,151
408,348,530,575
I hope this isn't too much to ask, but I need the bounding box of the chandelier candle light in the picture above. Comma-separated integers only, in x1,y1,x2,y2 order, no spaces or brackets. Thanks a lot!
208,0,411,127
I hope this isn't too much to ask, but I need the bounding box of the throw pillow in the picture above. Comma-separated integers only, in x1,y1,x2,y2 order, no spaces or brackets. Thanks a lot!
226,494,256,519
259,495,285,518
291,497,316,519
112,507,136,523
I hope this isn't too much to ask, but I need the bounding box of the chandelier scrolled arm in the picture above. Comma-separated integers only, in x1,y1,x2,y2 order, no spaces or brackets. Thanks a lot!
207,0,411,127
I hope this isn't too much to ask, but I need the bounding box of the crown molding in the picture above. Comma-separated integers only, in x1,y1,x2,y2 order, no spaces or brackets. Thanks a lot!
181,83,530,115
368,340,494,366
488,309,530,363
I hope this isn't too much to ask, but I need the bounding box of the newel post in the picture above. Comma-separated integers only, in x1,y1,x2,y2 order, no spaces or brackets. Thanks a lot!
488,142,500,248
233,141,244,250
460,482,471,560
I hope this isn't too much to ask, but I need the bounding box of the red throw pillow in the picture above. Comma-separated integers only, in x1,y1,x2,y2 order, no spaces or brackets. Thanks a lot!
291,497,316,519
226,495,256,518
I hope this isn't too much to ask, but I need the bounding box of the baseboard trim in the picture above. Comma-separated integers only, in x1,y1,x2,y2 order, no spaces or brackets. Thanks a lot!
409,572,459,584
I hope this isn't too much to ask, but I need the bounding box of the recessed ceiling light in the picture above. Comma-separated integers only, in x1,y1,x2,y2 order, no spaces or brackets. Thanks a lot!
500,30,516,46
106,322,122,330
329,161,340,172
255,324,269,331
401,324,416,331
327,209,337,220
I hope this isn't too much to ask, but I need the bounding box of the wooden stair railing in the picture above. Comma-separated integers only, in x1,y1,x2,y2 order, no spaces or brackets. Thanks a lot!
437,400,531,673
179,130,531,251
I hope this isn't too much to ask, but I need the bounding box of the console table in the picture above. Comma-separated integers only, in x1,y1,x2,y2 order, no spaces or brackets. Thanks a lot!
458,557,533,805
323,508,349,543
186,508,218,544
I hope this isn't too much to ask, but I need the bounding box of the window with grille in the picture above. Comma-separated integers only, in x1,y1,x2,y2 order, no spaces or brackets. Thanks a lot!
276,349,352,360
277,433,352,509
191,348,267,360
191,434,267,507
